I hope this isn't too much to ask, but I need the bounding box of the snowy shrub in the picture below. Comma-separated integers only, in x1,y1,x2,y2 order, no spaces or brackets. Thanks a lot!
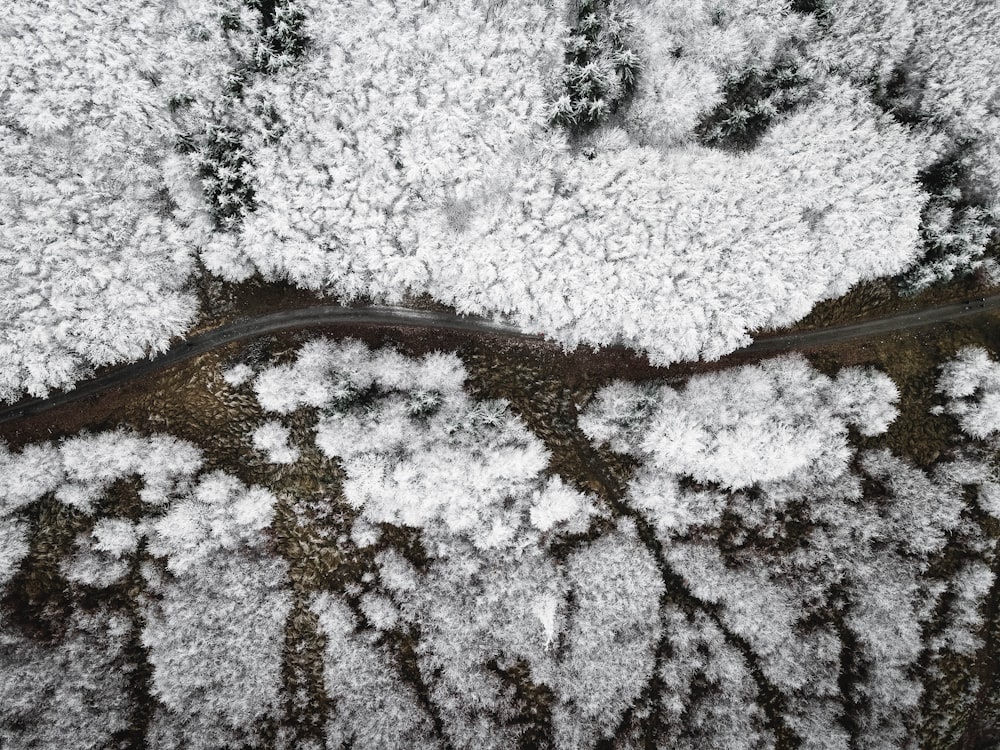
252,420,300,463
938,347,1000,440
56,431,203,512
829,366,901,437
62,519,141,588
0,431,203,599
254,339,465,415
146,470,277,573
0,521,30,590
222,362,255,387
0,442,65,512
0,431,202,517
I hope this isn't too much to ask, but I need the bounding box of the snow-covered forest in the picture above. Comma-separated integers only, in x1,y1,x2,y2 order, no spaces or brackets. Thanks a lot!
4,0,1000,746
1,0,999,400
4,339,1000,747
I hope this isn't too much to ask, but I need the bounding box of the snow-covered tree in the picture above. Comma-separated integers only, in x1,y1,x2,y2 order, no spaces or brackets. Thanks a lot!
311,592,438,749
938,347,1000,440
253,338,599,549
142,551,289,748
543,521,663,749
860,0,1000,290
625,0,816,149
582,355,897,493
549,0,639,133
655,608,775,749
805,0,912,90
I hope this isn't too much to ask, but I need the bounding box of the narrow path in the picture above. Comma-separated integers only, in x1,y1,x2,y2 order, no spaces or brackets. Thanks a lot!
0,293,998,425
744,294,1000,353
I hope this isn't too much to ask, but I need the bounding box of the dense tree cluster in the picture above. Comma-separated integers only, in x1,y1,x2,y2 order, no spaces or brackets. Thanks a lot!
3,0,1000,399
186,0,928,366
549,0,639,132
0,608,131,749
3,342,1000,745
868,0,999,289
249,339,671,747
581,355,997,748
239,338,1000,746
0,0,249,401
0,432,288,748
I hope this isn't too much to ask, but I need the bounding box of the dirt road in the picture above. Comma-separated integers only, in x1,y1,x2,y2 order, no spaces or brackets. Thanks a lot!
1,294,998,425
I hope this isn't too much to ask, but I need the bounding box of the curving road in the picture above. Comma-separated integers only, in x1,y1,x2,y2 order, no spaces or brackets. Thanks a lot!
0,294,999,425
